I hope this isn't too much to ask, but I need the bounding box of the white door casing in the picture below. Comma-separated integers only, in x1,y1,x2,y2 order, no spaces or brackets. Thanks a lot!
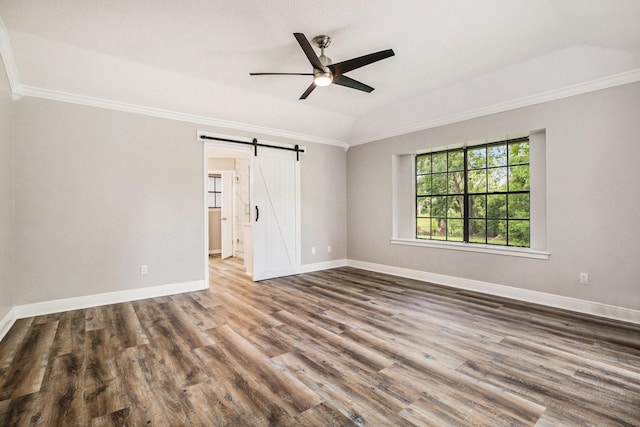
221,170,234,259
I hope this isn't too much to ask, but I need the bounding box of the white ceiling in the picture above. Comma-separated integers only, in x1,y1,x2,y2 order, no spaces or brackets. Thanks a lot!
1,0,639,146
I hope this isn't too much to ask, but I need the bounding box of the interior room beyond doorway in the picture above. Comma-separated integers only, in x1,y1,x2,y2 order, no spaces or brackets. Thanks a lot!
207,146,252,265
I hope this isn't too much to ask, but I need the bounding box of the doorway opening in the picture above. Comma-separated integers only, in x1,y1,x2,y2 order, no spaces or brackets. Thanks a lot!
206,144,252,271
203,133,302,284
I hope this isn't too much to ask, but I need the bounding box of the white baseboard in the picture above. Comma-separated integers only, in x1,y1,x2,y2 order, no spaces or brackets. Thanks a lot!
296,259,348,274
0,307,18,343
4,259,637,345
252,259,347,281
0,280,207,343
347,259,640,325
209,249,221,254
14,280,208,319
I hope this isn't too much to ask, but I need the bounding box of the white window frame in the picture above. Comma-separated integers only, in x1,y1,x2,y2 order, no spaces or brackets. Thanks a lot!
391,130,549,260
207,174,222,209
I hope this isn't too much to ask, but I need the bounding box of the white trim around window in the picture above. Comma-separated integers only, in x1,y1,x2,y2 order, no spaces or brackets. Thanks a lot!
392,129,548,258
390,237,549,259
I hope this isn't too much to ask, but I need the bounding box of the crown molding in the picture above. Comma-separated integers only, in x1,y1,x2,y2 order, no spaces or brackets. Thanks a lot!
0,19,347,147
348,68,640,147
8,69,640,150
4,10,639,150
14,85,349,148
0,17,22,99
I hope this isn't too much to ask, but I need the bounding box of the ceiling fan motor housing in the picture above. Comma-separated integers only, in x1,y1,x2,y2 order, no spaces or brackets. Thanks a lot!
315,53,333,84
314,37,333,86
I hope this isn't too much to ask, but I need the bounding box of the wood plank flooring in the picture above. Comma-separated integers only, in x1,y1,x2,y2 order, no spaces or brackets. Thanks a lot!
1,257,639,426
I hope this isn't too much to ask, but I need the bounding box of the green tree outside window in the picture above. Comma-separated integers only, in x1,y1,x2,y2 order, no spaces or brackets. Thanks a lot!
415,138,530,247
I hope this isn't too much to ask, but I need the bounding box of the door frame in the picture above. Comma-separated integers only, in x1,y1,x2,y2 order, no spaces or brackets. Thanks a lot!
220,169,235,259
207,169,224,256
200,131,302,285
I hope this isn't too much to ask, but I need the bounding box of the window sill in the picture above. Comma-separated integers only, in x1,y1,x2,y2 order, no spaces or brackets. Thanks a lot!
390,238,550,260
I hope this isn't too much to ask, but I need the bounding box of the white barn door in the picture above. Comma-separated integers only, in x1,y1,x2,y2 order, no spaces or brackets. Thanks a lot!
252,147,301,281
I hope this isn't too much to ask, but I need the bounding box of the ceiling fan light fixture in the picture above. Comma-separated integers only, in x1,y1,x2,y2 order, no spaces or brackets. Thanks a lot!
314,71,333,87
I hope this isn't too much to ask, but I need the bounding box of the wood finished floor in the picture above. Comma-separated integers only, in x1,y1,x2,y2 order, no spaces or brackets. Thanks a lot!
1,258,639,426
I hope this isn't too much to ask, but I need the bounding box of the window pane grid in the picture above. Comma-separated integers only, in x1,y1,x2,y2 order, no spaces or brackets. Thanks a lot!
208,175,222,208
415,138,529,247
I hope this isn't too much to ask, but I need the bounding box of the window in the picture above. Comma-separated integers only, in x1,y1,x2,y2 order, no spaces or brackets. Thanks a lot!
416,137,530,247
207,175,222,208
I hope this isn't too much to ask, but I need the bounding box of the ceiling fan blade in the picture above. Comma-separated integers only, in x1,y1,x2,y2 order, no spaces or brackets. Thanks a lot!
250,72,313,76
299,82,317,100
329,49,395,76
332,75,374,93
293,33,325,71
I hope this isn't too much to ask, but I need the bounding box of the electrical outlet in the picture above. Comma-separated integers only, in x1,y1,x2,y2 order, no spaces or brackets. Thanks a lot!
579,272,588,284
311,247,316,254
327,245,332,253
141,264,148,275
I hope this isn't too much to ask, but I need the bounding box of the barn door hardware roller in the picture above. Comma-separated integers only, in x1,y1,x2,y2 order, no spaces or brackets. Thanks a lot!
200,135,304,161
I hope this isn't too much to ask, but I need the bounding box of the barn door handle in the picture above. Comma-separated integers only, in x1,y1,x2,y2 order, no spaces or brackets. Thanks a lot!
255,206,259,222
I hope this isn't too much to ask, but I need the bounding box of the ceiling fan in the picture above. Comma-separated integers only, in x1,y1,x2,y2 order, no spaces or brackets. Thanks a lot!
250,33,395,100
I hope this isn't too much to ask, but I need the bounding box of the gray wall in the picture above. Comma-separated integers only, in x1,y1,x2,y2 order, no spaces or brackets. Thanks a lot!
8,96,347,306
11,64,636,315
12,98,205,304
347,82,640,310
0,56,13,319
301,142,347,264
